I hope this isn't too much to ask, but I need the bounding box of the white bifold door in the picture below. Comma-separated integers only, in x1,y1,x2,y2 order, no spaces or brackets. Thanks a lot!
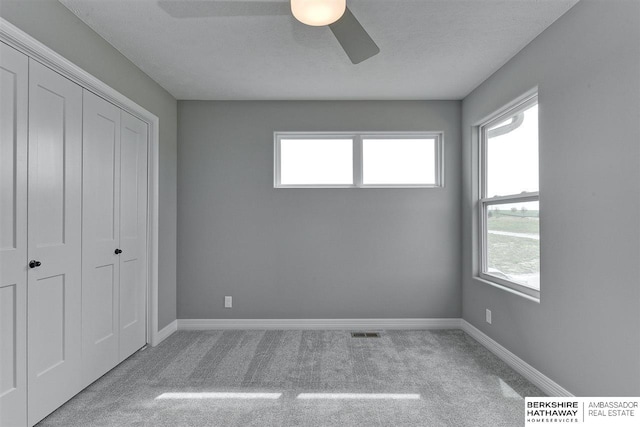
1,46,83,426
1,42,149,426
82,91,148,387
27,60,83,424
0,42,28,427
118,108,148,361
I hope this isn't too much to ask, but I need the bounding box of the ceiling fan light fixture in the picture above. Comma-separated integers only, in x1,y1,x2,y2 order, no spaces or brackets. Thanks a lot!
291,0,346,26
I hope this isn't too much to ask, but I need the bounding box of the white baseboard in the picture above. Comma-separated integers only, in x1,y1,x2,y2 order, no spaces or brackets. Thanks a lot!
153,320,178,346
461,320,573,397
178,318,462,331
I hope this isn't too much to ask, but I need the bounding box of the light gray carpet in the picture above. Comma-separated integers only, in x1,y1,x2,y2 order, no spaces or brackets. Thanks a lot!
37,330,542,426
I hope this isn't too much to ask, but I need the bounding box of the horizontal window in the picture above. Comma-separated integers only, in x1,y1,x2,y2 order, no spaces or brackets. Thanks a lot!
362,138,437,185
279,138,353,186
274,132,443,188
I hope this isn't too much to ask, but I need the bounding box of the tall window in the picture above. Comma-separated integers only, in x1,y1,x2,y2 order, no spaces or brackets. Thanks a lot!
479,94,540,299
274,132,443,188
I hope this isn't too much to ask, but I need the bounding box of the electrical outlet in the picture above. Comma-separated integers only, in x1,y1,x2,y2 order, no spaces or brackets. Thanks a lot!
224,296,232,308
486,309,492,324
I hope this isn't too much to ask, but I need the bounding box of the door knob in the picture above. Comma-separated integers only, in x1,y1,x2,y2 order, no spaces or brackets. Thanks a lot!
115,249,123,254
28,260,42,268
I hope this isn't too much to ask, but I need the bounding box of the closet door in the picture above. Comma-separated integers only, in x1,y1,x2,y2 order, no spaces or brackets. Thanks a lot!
81,90,121,386
118,111,148,361
27,59,83,425
0,42,28,427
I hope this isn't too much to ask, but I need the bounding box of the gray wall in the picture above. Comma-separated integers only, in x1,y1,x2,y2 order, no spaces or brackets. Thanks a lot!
178,101,461,319
0,0,178,329
462,0,640,395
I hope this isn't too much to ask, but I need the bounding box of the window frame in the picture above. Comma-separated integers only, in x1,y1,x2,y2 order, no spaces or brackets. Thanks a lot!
477,94,540,300
274,131,444,189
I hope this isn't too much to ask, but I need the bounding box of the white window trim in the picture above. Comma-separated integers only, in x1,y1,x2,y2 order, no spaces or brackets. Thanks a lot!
477,94,540,300
274,131,444,188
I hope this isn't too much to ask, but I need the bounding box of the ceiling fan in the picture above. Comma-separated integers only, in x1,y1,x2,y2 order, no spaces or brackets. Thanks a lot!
157,0,380,64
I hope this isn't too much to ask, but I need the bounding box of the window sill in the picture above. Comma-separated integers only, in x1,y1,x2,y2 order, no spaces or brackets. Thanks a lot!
473,276,540,303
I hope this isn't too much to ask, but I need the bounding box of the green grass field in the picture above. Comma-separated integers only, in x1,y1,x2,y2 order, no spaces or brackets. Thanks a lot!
487,234,539,275
486,210,539,275
488,214,539,234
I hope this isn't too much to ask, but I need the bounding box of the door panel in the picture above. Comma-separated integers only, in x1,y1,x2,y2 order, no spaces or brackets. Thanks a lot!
30,275,65,376
0,285,17,394
32,89,65,247
82,90,121,386
119,111,148,361
92,265,115,344
27,59,82,426
0,42,28,427
119,259,138,329
120,127,139,239
0,64,17,250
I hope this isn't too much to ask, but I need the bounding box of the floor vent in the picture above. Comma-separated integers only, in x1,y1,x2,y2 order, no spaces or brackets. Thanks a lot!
351,332,381,338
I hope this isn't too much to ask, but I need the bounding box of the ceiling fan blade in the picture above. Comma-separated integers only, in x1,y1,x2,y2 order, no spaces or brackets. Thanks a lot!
158,1,289,18
329,7,380,64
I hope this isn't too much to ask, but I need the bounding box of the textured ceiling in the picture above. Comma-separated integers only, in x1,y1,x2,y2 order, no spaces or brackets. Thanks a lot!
59,0,579,100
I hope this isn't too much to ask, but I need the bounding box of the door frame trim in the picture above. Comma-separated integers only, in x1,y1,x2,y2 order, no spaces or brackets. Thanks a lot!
0,18,162,346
